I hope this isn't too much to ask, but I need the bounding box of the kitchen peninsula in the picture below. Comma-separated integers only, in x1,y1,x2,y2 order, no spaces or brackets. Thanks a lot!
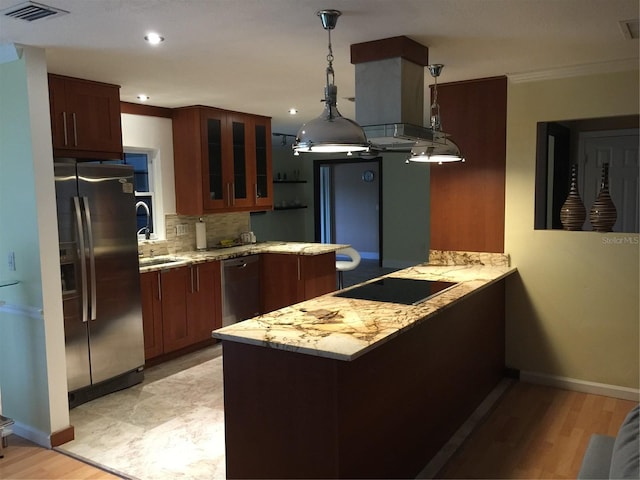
213,251,516,479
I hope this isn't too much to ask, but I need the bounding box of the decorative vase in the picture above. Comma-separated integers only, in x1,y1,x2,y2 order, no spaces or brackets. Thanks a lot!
560,164,586,231
589,162,617,232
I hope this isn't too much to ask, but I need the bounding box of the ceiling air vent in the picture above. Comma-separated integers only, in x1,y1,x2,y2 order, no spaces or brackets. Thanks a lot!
618,19,639,40
2,1,68,22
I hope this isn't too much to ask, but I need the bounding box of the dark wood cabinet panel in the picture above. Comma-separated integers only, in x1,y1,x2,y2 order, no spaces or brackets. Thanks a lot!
429,76,507,253
173,106,273,214
261,253,336,313
48,74,123,159
300,253,336,300
160,267,192,353
140,271,163,360
260,253,303,313
187,261,222,343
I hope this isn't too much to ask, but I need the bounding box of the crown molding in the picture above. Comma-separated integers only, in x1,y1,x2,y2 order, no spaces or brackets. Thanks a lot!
508,58,639,83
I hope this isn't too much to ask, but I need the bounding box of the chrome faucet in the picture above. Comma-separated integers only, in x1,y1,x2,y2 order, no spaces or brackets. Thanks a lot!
135,201,151,240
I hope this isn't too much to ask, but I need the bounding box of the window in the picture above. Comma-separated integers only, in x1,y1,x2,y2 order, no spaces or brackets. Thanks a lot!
94,150,157,238
126,152,155,238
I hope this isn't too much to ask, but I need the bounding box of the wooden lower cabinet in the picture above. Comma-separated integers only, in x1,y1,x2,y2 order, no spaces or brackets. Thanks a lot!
139,270,163,360
140,260,222,361
188,261,222,343
261,252,336,313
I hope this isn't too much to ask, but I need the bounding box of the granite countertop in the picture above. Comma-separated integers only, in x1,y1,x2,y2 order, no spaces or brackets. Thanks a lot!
139,241,349,273
212,251,517,361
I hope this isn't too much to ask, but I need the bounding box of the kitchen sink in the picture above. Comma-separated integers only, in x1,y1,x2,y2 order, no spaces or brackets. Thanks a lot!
139,256,190,268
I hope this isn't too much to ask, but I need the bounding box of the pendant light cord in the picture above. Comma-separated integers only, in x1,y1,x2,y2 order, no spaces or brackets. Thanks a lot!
430,72,441,131
325,28,335,105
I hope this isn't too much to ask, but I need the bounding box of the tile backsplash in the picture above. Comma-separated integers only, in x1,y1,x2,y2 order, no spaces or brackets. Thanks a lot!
138,212,251,256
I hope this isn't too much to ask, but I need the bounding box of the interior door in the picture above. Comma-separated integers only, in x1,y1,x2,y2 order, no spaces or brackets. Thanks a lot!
579,130,639,232
315,159,382,262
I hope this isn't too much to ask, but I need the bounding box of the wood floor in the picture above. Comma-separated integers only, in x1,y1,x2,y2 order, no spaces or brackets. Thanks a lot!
1,381,637,479
0,435,120,480
439,381,637,479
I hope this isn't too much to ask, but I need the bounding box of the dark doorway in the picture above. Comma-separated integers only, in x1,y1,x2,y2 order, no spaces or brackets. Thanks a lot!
313,158,383,265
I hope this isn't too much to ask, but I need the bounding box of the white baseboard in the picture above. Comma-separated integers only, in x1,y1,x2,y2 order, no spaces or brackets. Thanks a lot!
520,371,640,401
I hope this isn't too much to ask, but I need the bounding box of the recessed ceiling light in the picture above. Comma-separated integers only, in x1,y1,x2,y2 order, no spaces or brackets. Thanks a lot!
144,32,164,45
137,94,150,101
288,108,298,115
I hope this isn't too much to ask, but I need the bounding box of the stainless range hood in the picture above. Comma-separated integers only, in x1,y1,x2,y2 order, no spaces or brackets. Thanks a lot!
362,123,447,152
351,37,461,160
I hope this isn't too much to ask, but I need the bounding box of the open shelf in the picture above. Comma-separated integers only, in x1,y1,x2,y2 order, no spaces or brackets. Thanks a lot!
274,205,308,211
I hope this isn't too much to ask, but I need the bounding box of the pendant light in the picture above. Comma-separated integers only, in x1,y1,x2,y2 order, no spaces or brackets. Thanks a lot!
407,64,465,164
292,9,369,155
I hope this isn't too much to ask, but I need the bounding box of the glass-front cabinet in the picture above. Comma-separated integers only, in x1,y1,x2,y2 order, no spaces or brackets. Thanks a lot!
253,116,273,209
173,106,273,214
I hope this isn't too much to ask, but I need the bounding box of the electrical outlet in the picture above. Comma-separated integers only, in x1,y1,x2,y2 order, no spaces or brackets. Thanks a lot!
176,224,188,236
7,251,15,271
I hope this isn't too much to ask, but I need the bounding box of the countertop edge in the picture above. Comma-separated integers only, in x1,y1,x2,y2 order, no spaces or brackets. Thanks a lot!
139,242,349,273
212,265,518,361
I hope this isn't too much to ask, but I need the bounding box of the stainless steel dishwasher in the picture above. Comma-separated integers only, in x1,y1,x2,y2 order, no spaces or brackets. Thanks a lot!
221,255,261,326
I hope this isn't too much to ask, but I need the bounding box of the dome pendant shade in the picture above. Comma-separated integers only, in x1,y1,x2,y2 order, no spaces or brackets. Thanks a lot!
408,138,465,164
294,86,369,154
292,9,369,155
406,64,464,164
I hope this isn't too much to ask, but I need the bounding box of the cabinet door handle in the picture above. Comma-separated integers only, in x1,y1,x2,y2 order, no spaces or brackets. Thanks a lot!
72,113,78,146
226,183,231,207
254,183,258,200
231,183,235,206
297,258,301,281
157,272,162,301
190,266,195,293
62,112,69,146
196,266,200,292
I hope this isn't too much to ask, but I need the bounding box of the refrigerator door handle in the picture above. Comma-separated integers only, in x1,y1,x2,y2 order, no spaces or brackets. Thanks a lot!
73,197,89,323
82,196,98,321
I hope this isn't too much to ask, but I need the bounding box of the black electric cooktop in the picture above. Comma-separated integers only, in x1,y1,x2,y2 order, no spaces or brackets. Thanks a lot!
334,277,458,306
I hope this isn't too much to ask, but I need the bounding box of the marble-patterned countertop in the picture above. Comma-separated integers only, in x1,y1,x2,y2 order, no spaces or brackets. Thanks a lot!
139,242,349,273
212,260,517,361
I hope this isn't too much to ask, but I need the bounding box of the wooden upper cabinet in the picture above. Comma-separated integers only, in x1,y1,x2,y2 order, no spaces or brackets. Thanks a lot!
253,116,273,209
173,106,273,215
48,74,123,160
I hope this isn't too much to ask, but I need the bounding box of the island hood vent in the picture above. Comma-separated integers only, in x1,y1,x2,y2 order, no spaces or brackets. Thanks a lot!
351,37,463,162
2,1,68,22
362,123,446,152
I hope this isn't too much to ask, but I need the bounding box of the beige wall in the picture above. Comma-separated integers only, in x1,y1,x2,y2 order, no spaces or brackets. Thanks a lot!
505,69,639,389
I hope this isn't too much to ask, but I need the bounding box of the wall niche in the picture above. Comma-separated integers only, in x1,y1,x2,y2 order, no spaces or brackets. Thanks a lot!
534,114,639,233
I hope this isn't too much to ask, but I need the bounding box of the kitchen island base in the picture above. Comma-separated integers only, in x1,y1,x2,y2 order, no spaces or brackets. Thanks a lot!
221,280,505,479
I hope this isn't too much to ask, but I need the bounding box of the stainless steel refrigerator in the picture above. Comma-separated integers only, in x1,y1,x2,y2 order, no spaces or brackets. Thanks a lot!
55,161,144,408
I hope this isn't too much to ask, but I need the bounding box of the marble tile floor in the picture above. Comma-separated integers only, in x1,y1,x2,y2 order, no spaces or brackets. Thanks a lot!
57,343,512,480
57,344,226,480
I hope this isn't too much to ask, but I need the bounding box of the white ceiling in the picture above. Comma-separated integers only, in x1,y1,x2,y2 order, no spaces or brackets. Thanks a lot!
1,0,638,134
